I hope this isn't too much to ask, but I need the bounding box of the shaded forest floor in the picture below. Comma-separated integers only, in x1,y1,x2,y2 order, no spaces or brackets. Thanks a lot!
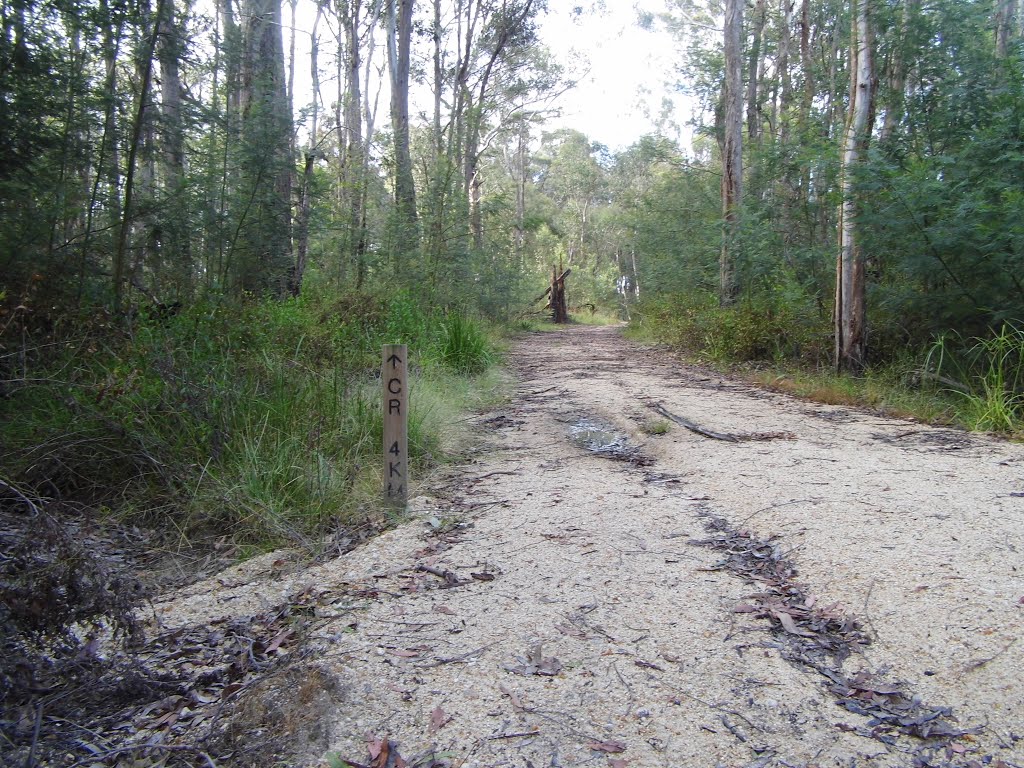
5,324,1024,768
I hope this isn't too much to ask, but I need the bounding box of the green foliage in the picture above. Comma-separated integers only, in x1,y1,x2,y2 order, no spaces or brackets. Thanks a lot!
0,290,497,548
631,284,829,365
925,323,1024,434
435,312,494,374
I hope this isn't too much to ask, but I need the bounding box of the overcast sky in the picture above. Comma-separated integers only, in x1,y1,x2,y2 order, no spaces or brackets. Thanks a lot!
537,0,688,151
284,0,689,154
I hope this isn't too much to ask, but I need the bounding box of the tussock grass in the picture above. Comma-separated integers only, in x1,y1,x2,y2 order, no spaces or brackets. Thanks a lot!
0,289,502,552
925,323,1024,435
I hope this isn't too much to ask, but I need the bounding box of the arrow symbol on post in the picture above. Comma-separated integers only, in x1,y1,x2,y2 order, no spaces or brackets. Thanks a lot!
387,353,403,368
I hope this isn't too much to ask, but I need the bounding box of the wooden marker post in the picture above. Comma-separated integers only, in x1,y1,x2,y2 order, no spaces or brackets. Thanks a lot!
382,344,408,507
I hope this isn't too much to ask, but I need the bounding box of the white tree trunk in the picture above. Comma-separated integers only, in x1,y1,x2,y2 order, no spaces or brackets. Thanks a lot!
835,0,874,373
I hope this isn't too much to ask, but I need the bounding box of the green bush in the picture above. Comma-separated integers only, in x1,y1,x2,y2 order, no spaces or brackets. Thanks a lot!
631,287,828,365
434,312,494,374
0,289,496,549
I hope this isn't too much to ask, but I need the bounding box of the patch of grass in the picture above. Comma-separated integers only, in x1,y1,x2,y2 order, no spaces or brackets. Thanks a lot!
0,289,503,552
753,366,956,423
925,323,1024,435
640,418,671,436
434,311,495,374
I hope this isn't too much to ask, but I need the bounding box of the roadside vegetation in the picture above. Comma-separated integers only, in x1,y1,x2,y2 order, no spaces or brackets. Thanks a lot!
0,286,504,757
1,289,502,552
627,293,1024,439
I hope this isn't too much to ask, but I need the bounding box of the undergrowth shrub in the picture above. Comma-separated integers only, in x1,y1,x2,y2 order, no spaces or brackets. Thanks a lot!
0,289,497,549
631,288,828,365
925,322,1024,433
435,312,494,373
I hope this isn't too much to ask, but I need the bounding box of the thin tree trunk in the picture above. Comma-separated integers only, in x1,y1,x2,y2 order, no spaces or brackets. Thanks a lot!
835,0,874,373
388,0,418,267
216,0,242,288
514,120,527,264
157,0,190,293
720,0,744,305
879,0,916,143
342,0,367,287
292,4,322,295
745,0,766,141
432,0,443,158
630,245,641,300
778,0,793,139
114,0,166,313
360,1,382,285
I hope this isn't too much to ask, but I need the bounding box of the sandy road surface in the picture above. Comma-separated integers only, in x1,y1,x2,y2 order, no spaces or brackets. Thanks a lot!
157,325,1024,767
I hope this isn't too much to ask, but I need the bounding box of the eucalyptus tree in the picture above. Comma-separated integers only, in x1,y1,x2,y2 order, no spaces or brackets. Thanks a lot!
422,0,545,287
720,0,743,304
387,0,418,267
834,0,873,373
233,0,295,296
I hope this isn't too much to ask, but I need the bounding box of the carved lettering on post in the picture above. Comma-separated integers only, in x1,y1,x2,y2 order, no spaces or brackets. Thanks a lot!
382,344,408,508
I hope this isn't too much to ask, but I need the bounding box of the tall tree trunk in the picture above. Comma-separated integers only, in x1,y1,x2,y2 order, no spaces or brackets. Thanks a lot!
78,3,123,305
341,0,367,287
879,0,916,143
426,0,448,276
514,120,527,265
215,0,242,289
799,0,813,129
360,1,382,284
388,0,418,268
778,0,793,139
157,0,190,293
292,4,323,296
238,0,295,296
432,0,443,158
996,0,1016,56
114,0,165,313
720,0,744,305
835,0,874,373
745,0,766,141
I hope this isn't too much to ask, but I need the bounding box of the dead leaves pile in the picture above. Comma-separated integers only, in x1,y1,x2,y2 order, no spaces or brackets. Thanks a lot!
329,733,454,768
503,643,564,677
2,584,345,766
829,669,979,744
692,514,988,765
694,519,870,663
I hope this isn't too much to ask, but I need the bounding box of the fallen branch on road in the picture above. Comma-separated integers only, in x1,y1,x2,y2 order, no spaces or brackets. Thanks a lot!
649,403,739,442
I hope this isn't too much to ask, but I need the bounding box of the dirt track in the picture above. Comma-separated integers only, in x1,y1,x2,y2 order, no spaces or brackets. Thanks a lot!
157,324,1024,767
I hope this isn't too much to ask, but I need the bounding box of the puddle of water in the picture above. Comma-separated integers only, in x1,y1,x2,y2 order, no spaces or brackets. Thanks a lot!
569,417,651,465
